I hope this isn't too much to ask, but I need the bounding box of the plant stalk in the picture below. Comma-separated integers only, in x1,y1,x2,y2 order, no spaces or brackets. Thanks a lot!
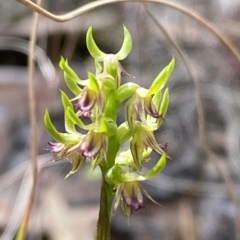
95,176,114,240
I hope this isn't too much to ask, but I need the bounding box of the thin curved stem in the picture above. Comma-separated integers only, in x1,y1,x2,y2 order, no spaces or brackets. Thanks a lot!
15,0,43,239
16,0,240,62
142,4,240,240
95,176,111,240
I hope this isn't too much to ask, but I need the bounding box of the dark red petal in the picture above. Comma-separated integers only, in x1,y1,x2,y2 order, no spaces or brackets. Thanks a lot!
144,96,160,118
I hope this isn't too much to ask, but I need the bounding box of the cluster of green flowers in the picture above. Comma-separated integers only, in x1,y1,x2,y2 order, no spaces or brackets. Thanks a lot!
44,25,175,218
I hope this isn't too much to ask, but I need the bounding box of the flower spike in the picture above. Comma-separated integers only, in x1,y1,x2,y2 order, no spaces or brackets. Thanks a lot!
44,26,175,228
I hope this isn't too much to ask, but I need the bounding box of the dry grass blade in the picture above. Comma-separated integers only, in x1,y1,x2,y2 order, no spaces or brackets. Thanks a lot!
15,0,240,62
142,4,240,240
15,0,43,239
1,172,32,240
0,155,65,240
178,201,197,240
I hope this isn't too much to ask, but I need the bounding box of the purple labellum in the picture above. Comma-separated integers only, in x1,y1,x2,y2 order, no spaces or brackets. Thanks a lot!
47,142,64,153
78,132,103,158
121,182,144,211
77,88,97,112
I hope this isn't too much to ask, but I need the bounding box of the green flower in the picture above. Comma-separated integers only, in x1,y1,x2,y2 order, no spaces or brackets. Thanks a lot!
47,141,85,178
72,72,107,121
125,58,175,130
44,92,114,175
130,123,166,170
47,141,79,160
59,58,118,120
125,87,161,130
46,125,108,176
116,181,144,212
106,150,167,217
86,25,132,87
79,130,108,171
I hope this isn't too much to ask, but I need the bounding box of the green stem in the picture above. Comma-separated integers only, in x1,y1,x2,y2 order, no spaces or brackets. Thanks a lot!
95,93,120,240
95,176,113,240
95,138,120,240
104,92,120,121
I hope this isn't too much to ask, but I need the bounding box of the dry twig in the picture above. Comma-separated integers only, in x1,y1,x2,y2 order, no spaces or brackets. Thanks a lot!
15,0,43,239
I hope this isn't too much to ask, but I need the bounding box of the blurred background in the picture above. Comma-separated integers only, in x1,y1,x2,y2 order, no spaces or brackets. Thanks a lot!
0,0,240,239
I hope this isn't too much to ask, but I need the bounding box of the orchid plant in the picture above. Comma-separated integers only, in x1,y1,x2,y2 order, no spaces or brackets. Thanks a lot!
44,25,175,240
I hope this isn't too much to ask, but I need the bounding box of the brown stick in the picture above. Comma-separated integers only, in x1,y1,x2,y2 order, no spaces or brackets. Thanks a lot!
142,4,240,240
15,0,43,239
16,0,240,62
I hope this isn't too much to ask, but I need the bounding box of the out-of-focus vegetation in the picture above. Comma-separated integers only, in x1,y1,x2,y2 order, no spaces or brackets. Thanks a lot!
0,0,240,239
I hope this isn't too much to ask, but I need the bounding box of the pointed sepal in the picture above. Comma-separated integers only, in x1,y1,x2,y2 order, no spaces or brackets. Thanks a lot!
148,57,175,95
65,154,86,178
88,72,100,92
115,25,132,60
44,110,79,144
156,88,169,129
145,153,167,179
59,57,82,95
61,91,76,134
66,107,93,130
86,26,106,61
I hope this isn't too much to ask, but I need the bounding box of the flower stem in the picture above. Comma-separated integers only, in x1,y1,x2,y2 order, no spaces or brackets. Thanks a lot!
95,137,119,239
95,176,112,240
95,93,120,239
